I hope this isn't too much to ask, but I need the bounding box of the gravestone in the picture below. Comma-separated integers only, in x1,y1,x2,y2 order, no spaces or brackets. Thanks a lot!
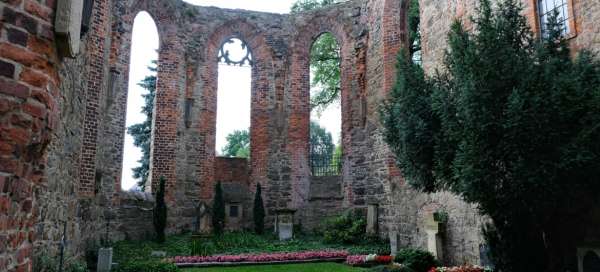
97,247,113,272
479,243,494,269
367,204,379,234
389,231,399,256
277,209,296,241
195,202,211,236
425,213,443,260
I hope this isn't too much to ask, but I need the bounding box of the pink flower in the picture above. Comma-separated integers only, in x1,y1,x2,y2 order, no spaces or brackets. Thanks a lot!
173,250,350,264
346,255,367,265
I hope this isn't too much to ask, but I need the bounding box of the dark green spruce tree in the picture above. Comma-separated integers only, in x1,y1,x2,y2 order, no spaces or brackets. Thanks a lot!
211,182,226,235
127,60,157,191
153,176,167,243
253,183,265,234
381,1,600,271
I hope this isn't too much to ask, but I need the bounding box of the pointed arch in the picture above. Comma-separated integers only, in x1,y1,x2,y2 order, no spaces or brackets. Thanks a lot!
198,19,276,201
120,11,160,191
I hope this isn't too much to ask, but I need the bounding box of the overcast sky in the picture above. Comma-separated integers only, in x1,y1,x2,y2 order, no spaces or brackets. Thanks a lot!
122,0,341,190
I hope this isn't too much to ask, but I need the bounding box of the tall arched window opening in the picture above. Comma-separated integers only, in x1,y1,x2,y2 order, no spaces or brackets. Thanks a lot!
121,11,159,191
216,38,252,158
309,32,342,176
408,0,421,64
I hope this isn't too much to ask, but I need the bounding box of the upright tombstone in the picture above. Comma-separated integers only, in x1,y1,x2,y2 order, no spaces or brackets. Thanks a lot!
196,202,212,236
276,209,296,241
425,213,444,261
389,231,400,256
97,247,113,272
367,203,379,234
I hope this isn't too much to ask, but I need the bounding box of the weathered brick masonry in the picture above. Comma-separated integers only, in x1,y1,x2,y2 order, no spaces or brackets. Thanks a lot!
1,0,599,270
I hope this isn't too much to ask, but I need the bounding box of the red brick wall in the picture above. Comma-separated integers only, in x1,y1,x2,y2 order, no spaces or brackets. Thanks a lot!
214,157,249,184
0,0,60,270
198,19,275,202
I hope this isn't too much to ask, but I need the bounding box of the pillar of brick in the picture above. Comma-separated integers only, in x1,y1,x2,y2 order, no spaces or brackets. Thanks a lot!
0,1,61,270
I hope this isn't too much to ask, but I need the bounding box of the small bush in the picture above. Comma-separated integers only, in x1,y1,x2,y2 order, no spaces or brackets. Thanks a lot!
370,265,415,272
253,183,265,234
322,210,367,244
212,182,225,235
153,177,168,243
35,255,90,272
114,260,178,272
395,249,438,272
190,238,216,256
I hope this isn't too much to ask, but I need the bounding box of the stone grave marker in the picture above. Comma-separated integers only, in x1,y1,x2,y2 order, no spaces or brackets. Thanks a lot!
367,203,379,234
277,209,296,241
425,213,443,260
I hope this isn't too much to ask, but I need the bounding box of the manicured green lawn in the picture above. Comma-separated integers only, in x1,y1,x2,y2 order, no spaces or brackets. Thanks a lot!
184,262,365,272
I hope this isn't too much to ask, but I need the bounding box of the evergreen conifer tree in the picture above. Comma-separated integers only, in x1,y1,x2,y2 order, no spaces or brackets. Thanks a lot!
382,1,600,271
253,183,265,234
212,182,226,235
153,176,168,243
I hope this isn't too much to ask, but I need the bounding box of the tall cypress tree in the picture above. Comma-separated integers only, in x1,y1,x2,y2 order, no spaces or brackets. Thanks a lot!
153,176,167,243
253,183,265,234
211,182,225,235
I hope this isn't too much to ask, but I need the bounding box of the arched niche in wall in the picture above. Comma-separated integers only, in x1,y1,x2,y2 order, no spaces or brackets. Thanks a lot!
120,11,159,192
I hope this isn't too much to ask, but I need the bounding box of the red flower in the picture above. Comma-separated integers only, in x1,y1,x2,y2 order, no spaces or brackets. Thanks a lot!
375,255,393,263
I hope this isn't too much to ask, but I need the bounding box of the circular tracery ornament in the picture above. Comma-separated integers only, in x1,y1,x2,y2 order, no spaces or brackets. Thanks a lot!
218,37,253,66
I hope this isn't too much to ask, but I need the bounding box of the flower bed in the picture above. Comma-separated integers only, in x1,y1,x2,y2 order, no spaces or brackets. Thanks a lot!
346,254,394,266
172,250,349,267
429,265,489,272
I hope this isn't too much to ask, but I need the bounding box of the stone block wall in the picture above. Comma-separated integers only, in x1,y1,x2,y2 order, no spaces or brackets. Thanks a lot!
304,176,345,230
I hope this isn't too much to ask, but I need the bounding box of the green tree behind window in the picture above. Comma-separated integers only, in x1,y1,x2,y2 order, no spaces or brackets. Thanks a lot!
127,60,157,191
310,121,335,156
221,130,250,158
292,0,343,113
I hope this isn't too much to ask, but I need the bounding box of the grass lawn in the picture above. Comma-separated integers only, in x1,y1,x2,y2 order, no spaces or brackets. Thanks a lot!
183,262,365,272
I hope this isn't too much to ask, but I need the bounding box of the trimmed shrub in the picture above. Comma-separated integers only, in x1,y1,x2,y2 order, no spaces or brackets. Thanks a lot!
153,176,168,243
190,237,216,257
322,210,366,244
211,182,225,235
253,183,265,234
395,249,438,272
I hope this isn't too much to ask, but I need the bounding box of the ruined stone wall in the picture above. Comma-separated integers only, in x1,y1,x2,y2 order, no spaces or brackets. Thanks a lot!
214,157,249,185
304,176,344,230
3,0,599,269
